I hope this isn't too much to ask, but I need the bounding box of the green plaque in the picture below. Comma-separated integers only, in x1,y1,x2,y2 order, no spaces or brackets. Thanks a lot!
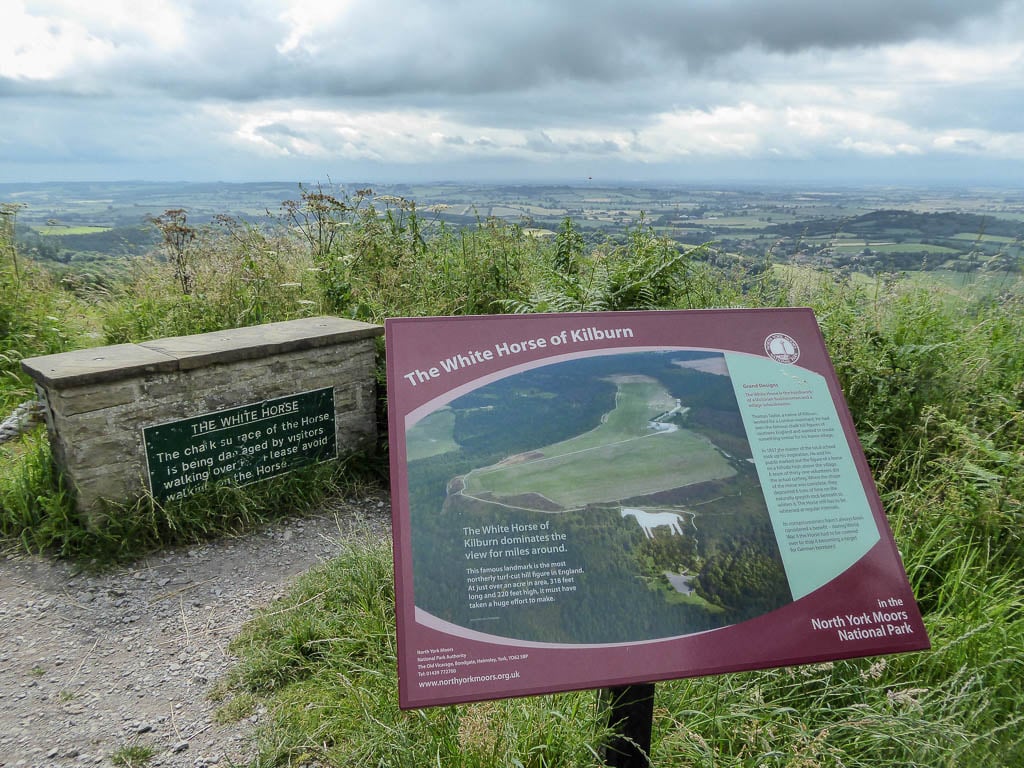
144,387,336,502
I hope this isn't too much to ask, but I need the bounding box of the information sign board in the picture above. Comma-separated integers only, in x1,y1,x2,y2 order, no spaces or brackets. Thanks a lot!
144,387,335,502
385,309,929,709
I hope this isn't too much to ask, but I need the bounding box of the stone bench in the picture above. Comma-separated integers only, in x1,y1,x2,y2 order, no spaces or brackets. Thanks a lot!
21,316,383,521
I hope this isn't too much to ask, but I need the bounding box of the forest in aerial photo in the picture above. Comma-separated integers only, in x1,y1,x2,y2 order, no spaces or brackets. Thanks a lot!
405,350,793,644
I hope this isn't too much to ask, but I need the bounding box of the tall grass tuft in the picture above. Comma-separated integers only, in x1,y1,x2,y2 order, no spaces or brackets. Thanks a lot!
305,192,544,321
102,215,320,343
0,203,83,410
0,435,384,565
0,430,77,554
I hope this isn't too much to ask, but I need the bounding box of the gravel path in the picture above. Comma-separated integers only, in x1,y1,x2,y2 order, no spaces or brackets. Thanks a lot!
0,495,391,768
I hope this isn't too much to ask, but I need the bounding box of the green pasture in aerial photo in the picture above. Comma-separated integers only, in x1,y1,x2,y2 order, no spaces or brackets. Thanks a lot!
457,378,735,510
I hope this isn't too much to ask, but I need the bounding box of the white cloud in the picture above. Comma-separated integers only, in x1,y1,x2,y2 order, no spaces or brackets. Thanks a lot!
932,129,1024,155
2,0,1023,182
881,41,1024,84
209,98,966,168
0,1,189,80
838,138,922,156
276,0,356,55
0,3,113,80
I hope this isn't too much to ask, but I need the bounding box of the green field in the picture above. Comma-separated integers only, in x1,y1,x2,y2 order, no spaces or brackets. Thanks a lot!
827,241,962,254
899,268,1024,296
461,378,735,510
405,407,459,461
806,236,963,255
774,262,1024,302
950,232,1019,243
34,224,112,235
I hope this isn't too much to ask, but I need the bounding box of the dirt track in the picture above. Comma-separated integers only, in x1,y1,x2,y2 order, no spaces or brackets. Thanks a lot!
0,496,390,767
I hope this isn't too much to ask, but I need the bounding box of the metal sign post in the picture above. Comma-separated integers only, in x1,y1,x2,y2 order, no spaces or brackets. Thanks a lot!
603,683,656,768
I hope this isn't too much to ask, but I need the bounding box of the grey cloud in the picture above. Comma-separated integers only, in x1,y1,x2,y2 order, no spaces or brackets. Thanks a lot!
896,84,1024,133
6,0,1015,104
254,123,309,140
249,0,1015,98
523,132,565,154
568,139,626,155
2,0,1022,185
0,95,228,166
943,137,988,152
638,0,1012,57
516,131,633,158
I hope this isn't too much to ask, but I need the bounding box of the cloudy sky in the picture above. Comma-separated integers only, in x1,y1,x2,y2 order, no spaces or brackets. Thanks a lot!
2,0,1023,185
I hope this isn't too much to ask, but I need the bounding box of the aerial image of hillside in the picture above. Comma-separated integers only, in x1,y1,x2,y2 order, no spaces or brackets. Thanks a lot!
405,350,790,644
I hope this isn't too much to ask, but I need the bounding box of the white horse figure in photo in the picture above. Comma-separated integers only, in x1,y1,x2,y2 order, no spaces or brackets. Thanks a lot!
620,507,685,539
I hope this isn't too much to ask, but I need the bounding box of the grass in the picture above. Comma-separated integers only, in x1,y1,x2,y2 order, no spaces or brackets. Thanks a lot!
218,538,612,767
900,268,1024,296
773,262,1024,301
218,521,1023,766
110,743,156,768
0,431,385,565
465,427,732,509
949,232,1018,243
459,378,734,509
405,407,459,461
34,224,112,236
829,241,962,254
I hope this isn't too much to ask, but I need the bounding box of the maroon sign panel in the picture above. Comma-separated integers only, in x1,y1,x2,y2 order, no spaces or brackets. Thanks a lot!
386,309,929,709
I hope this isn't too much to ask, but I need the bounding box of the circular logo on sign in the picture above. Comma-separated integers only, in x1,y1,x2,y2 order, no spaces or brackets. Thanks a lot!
764,333,800,364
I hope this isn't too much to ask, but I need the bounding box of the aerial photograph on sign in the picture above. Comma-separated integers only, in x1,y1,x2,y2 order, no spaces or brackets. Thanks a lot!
405,349,792,644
